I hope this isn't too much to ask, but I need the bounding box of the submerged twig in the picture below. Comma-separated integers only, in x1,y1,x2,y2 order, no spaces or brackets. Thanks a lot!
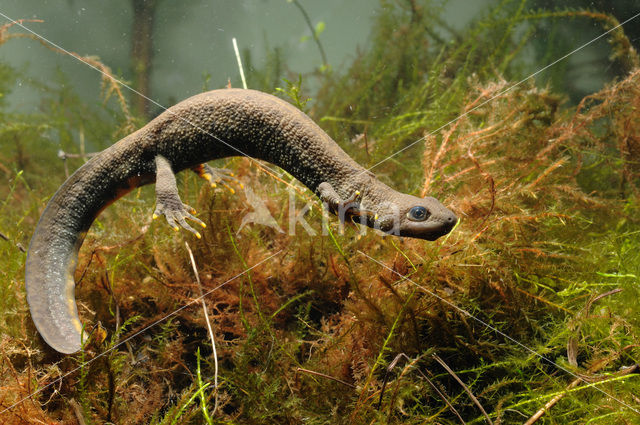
295,368,355,389
524,363,639,425
69,399,87,425
0,230,26,253
378,353,466,424
568,288,624,366
58,150,100,178
289,0,328,70
433,354,493,425
57,150,99,160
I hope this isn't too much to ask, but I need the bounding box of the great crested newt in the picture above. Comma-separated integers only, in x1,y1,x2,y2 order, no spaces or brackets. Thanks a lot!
25,89,457,354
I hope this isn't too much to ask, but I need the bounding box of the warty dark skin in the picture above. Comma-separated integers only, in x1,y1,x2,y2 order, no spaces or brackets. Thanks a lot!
25,88,457,354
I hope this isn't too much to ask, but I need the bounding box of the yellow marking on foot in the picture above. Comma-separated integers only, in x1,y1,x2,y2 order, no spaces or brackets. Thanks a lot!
173,226,179,231
223,183,235,194
200,222,207,228
211,183,217,188
152,213,158,219
195,232,202,239
374,214,379,220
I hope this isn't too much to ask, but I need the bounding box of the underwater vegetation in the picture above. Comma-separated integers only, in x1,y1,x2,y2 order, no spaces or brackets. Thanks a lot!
0,0,639,423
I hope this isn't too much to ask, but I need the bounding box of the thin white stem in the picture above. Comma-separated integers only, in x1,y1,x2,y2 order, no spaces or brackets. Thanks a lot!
232,37,248,89
185,242,219,415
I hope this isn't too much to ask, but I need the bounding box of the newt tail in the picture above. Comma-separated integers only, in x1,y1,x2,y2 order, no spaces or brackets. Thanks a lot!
25,89,457,354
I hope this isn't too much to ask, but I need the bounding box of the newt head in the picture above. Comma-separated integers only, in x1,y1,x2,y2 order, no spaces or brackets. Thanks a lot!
320,177,457,241
395,194,457,240
361,192,458,241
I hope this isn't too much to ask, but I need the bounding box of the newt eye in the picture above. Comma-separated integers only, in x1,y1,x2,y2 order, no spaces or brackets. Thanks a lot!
407,206,429,221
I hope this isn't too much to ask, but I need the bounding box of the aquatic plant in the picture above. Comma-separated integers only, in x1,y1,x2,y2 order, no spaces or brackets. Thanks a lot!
0,0,639,424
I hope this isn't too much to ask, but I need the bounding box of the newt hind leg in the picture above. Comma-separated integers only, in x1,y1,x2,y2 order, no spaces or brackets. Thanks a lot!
153,155,206,238
192,163,243,193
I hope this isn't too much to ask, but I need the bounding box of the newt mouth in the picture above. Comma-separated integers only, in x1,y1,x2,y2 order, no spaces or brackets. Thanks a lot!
400,213,458,241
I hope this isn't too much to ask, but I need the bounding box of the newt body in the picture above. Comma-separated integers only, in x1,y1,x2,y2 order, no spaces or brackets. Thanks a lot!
25,89,457,354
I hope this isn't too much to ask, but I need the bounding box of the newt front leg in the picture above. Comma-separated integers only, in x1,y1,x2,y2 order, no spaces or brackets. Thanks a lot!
153,156,206,238
317,181,377,225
